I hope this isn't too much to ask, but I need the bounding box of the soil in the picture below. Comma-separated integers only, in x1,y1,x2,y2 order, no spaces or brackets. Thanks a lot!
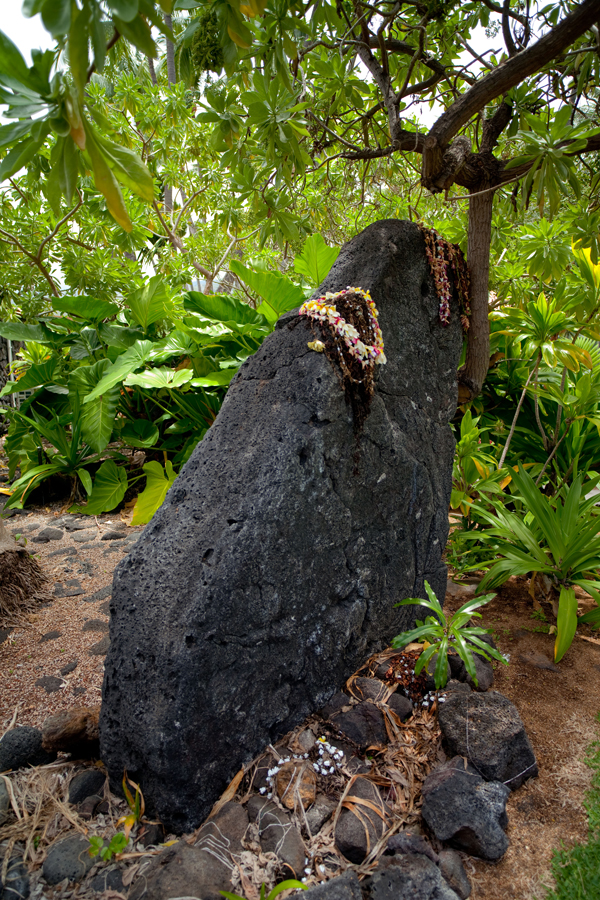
1,503,600,898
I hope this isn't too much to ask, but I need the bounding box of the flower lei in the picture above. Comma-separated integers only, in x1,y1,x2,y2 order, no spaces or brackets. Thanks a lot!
299,287,387,367
419,224,471,331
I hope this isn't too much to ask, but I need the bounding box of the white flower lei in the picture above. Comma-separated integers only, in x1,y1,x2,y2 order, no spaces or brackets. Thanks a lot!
299,287,386,367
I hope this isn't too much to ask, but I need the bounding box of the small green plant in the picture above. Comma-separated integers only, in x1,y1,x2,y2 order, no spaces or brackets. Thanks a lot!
221,881,307,900
117,772,145,838
391,581,508,690
530,609,548,622
88,832,128,862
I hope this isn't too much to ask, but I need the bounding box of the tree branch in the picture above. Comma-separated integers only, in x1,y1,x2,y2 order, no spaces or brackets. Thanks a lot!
87,29,121,82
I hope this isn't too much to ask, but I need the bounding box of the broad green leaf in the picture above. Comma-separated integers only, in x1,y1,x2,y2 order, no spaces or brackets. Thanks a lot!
41,0,71,36
52,295,119,322
113,14,156,58
131,460,178,525
97,323,141,350
184,290,268,327
229,261,304,318
107,0,140,22
127,276,171,331
83,119,132,232
0,125,50,180
0,359,58,396
93,130,154,203
0,29,33,86
0,119,32,149
84,339,153,403
76,467,93,496
191,369,236,387
125,367,194,389
69,359,120,453
69,4,89,99
554,586,578,663
120,419,159,449
74,459,128,514
294,234,339,286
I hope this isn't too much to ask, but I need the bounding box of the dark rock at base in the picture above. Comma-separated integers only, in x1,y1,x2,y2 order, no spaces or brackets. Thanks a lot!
247,796,305,877
0,779,9,825
364,854,460,900
421,758,510,861
335,776,387,864
39,631,61,643
352,677,388,702
0,727,56,770
438,849,471,899
60,660,78,676
89,867,124,893
1,852,30,900
100,219,463,832
304,795,337,835
321,692,351,719
77,793,102,819
82,619,109,633
301,871,363,900
42,834,95,885
438,691,538,790
424,655,452,693
387,832,438,863
387,692,413,721
448,652,494,692
88,635,110,656
32,527,63,543
84,586,111,603
138,823,165,847
129,803,248,900
330,701,387,751
35,676,64,693
69,769,106,804
48,546,78,558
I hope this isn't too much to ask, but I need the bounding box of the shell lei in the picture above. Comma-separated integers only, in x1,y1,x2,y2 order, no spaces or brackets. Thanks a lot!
418,224,471,331
299,287,387,367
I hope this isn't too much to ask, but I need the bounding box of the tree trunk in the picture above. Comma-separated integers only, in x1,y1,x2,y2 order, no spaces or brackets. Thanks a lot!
163,14,176,217
458,187,494,402
147,57,158,85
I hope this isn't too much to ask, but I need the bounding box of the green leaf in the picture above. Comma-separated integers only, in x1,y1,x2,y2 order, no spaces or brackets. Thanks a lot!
107,0,140,22
83,340,154,403
268,882,308,900
83,119,132,232
229,261,304,319
69,4,89,99
52,295,119,322
184,290,268,327
127,276,171,331
0,29,33,86
77,467,93,496
41,0,71,35
554,586,578,663
93,130,154,203
113,14,156,58
69,359,120,453
0,125,50,181
0,119,33,149
120,419,159,449
125,367,194,389
0,359,58,396
191,369,236,387
131,460,178,525
74,459,128,515
294,234,339,286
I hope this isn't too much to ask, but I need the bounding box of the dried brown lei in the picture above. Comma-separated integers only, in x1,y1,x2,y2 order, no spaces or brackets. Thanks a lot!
418,224,471,331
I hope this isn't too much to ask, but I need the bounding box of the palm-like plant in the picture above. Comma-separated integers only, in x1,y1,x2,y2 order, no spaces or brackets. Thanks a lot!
475,465,600,662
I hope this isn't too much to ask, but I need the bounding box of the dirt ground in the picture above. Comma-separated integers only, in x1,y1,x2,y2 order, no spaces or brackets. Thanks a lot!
2,505,600,899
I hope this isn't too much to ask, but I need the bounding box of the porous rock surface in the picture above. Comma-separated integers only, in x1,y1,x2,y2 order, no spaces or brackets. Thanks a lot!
100,219,463,831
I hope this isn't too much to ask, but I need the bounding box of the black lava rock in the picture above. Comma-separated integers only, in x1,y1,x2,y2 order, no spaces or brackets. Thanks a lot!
32,527,63,543
335,776,387,863
438,690,538,790
301,871,363,900
421,758,510,860
364,854,461,900
35,676,64,693
1,852,30,900
330,701,388,751
42,835,95,885
68,769,106,804
100,219,463,832
0,726,55,770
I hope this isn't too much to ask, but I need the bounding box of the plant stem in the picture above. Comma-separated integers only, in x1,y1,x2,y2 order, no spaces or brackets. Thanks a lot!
498,360,537,468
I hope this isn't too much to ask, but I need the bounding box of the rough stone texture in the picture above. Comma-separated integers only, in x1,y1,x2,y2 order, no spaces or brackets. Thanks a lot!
421,758,510,861
82,618,109,633
35,676,64,693
31,527,63,543
88,635,110,656
302,871,363,900
89,867,124,893
42,835,95,885
330,701,388,750
0,779,9,826
387,692,413,721
68,769,106,804
247,795,306,876
438,849,471,899
304,794,337,835
0,852,30,900
0,726,55,770
129,802,248,900
364,854,461,900
100,219,463,832
335,776,387,863
438,691,538,789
